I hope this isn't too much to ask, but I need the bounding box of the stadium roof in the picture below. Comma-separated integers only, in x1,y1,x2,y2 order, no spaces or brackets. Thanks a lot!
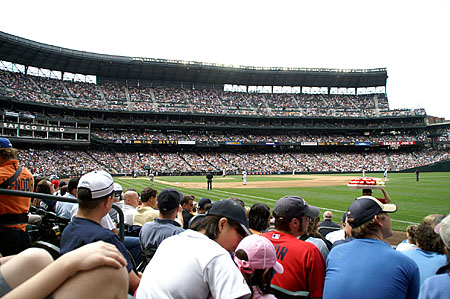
0,31,387,88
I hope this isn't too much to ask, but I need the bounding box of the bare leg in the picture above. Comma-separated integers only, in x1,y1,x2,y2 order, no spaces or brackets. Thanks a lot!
53,266,128,299
1,248,53,289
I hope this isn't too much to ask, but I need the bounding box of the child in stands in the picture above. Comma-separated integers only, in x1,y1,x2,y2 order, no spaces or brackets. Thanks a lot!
234,234,284,299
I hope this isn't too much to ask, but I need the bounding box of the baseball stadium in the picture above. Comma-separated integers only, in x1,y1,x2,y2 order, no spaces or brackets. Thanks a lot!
0,28,450,298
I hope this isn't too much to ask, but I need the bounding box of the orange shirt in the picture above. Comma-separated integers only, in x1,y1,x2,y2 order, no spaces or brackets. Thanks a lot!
0,160,34,231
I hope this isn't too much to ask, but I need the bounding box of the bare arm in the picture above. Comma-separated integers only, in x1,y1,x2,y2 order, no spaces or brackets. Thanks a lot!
128,270,141,294
381,189,391,203
2,241,127,299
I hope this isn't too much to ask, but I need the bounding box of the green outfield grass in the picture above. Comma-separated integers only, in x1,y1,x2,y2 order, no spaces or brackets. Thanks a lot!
114,172,450,231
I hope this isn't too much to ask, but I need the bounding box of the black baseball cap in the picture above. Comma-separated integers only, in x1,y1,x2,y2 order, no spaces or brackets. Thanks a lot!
207,199,251,236
157,188,182,212
198,197,212,210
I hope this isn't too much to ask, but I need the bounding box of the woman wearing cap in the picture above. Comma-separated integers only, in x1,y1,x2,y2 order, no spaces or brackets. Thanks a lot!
234,235,284,299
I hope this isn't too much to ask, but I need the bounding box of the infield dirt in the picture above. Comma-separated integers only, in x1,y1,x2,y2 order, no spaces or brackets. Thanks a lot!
156,174,357,189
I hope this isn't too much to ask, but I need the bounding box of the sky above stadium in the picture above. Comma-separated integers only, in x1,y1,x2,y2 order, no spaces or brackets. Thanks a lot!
1,0,450,120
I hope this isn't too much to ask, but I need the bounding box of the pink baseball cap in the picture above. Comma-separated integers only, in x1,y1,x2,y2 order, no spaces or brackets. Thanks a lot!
234,235,284,274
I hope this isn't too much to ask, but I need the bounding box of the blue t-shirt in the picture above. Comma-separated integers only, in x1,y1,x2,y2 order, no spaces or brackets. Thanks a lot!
139,218,184,250
324,238,420,299
401,248,447,286
419,272,450,299
60,217,132,272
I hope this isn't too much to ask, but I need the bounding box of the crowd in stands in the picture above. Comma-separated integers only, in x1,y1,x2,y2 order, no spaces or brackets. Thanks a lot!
0,69,428,117
15,147,450,177
438,128,450,142
92,129,429,143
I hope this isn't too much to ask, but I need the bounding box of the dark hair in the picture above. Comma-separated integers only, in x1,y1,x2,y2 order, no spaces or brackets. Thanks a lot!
202,203,212,212
180,195,194,206
362,189,372,195
141,187,157,203
36,180,52,195
191,215,221,240
60,185,68,196
77,187,111,210
68,177,80,193
159,206,178,218
235,249,275,297
273,210,296,232
249,203,271,232
0,148,18,160
191,215,246,240
33,175,46,192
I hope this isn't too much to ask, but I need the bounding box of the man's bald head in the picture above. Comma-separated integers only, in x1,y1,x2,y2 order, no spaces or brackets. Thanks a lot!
124,190,140,208
323,211,333,219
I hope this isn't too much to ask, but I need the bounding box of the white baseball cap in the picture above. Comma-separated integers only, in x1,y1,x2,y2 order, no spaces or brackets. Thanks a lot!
78,170,114,199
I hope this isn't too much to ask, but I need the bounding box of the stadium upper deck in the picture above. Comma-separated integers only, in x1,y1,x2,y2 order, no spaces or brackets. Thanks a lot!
0,68,425,118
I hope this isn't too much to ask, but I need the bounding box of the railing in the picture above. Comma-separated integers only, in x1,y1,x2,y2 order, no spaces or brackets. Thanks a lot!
0,189,125,242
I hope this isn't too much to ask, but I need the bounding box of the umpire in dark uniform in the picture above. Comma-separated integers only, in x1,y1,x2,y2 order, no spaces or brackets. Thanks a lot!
206,172,213,190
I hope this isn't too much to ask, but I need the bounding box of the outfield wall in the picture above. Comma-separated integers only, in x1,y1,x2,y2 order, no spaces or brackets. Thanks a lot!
401,160,450,172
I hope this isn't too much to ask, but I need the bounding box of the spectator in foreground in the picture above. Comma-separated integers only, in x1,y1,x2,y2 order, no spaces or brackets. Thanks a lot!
60,170,140,294
301,216,331,260
139,188,184,250
234,234,284,299
133,187,159,226
0,137,34,256
318,211,340,237
260,196,325,298
396,224,418,252
36,179,56,211
419,214,450,298
329,212,355,249
196,197,212,214
136,199,251,299
180,195,195,229
248,203,271,234
122,190,140,226
108,183,123,224
55,177,79,219
325,212,347,245
323,196,419,299
401,214,447,286
0,241,128,299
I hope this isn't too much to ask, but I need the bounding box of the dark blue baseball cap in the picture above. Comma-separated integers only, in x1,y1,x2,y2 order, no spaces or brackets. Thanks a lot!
347,196,397,227
157,188,182,212
207,199,251,236
0,137,12,148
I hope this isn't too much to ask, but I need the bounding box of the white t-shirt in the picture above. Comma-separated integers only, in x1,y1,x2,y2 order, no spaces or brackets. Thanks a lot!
122,204,137,226
136,230,251,299
55,193,77,219
326,229,346,244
